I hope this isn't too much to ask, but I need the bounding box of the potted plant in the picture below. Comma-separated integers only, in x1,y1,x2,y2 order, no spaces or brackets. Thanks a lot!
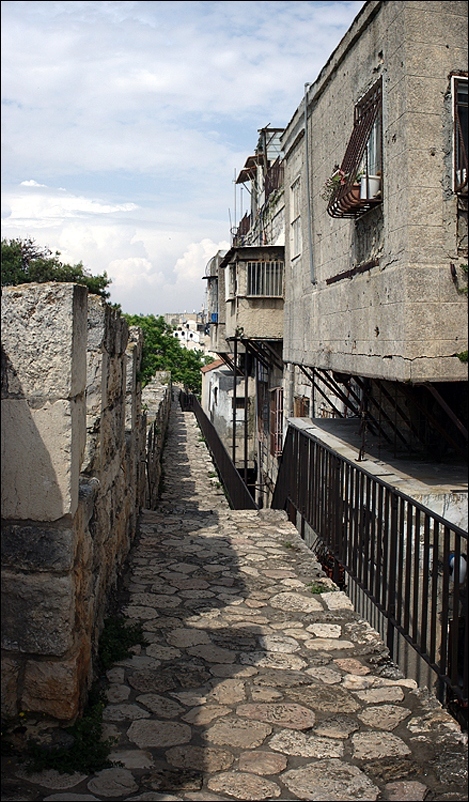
360,170,381,199
321,166,349,203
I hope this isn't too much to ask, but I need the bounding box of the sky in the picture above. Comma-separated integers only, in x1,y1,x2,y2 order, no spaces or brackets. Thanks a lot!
1,1,365,316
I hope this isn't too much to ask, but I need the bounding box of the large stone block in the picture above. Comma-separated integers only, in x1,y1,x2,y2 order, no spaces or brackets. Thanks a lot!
1,283,87,400
1,396,85,521
1,657,20,719
1,522,77,572
1,571,75,656
22,648,91,720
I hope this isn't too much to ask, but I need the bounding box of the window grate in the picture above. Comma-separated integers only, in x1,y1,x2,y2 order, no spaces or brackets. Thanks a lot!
247,261,284,297
328,79,383,219
454,76,468,193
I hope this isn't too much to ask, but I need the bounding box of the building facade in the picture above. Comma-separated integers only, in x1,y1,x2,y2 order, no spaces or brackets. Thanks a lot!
282,0,468,463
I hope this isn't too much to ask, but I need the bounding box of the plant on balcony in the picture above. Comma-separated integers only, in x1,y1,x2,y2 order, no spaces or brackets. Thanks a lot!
321,166,348,202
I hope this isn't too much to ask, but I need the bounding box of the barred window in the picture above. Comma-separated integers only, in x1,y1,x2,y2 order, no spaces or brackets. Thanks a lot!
226,264,236,299
453,75,468,193
270,387,283,457
247,261,284,296
290,177,302,257
327,78,382,218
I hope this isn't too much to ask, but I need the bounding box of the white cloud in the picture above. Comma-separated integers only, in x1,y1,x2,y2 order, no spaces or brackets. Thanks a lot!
20,179,48,187
1,0,365,314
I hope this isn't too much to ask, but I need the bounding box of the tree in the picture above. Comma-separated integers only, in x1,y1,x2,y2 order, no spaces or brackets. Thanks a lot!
1,237,111,299
123,313,213,394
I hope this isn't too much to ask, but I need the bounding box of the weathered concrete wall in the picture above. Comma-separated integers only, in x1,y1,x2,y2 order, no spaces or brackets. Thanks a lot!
283,0,468,383
1,283,170,722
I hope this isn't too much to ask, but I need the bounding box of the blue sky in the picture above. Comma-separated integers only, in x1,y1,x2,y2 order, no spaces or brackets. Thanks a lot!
1,1,365,315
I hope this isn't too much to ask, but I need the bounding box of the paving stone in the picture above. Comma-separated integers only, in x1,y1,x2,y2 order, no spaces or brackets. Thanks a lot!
165,629,212,648
102,703,151,721
109,749,154,769
313,714,360,739
181,704,231,724
135,693,185,718
257,633,301,652
43,796,99,801
304,637,355,651
236,702,316,729
384,780,429,800
307,623,342,638
238,750,288,774
207,771,281,800
353,686,405,704
203,718,272,748
282,760,380,800
208,678,247,703
334,657,370,675
15,769,87,789
269,591,323,612
287,684,360,713
240,651,308,670
269,729,344,758
320,592,355,610
352,731,412,759
358,704,411,730
165,745,234,772
305,665,342,684
127,720,192,748
187,644,237,663
106,684,131,703
87,768,138,797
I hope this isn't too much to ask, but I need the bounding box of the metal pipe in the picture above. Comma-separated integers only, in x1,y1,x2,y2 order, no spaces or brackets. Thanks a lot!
304,83,316,285
232,337,237,464
244,352,249,483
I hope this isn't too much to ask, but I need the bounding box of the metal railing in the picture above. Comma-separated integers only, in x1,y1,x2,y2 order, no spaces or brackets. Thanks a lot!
272,424,468,723
179,391,257,510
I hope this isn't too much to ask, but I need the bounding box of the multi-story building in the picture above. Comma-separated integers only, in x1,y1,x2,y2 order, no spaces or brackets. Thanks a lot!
281,0,467,508
203,127,287,505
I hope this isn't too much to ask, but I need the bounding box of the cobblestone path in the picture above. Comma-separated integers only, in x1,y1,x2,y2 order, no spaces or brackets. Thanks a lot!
3,402,468,801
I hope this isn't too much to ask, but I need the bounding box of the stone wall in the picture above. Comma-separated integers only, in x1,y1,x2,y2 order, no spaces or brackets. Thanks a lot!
142,372,172,509
1,283,171,722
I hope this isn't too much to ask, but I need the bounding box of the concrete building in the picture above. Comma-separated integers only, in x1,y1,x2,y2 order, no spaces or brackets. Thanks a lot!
281,0,467,474
203,128,287,505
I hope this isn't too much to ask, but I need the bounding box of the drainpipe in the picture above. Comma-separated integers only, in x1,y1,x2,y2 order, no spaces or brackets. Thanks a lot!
304,83,316,285
244,351,249,483
284,361,294,433
232,336,237,464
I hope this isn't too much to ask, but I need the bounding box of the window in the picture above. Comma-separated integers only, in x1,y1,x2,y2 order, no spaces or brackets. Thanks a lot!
247,261,284,296
453,75,468,193
270,387,283,457
290,177,302,257
294,396,310,417
226,264,236,299
327,78,383,218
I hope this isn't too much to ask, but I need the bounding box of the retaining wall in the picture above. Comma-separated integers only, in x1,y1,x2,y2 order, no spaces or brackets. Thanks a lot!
1,283,171,721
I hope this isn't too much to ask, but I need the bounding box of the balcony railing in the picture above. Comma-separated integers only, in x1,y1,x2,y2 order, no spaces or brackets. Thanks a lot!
272,423,468,727
179,391,257,510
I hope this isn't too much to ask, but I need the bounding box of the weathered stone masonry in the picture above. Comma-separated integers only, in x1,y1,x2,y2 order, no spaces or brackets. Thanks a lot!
1,282,171,721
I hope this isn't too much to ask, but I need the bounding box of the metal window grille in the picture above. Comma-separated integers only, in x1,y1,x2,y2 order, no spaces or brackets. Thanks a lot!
327,78,383,218
454,76,468,193
270,387,284,456
291,178,302,256
247,261,284,296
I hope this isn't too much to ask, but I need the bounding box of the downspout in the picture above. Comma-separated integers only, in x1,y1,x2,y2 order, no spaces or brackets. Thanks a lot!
304,83,316,285
232,336,238,464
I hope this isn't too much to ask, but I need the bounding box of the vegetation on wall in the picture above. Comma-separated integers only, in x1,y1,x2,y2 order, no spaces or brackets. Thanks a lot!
1,237,111,299
124,312,212,394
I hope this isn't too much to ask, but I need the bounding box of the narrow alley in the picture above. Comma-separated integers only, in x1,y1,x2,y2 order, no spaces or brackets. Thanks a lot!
4,400,468,802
